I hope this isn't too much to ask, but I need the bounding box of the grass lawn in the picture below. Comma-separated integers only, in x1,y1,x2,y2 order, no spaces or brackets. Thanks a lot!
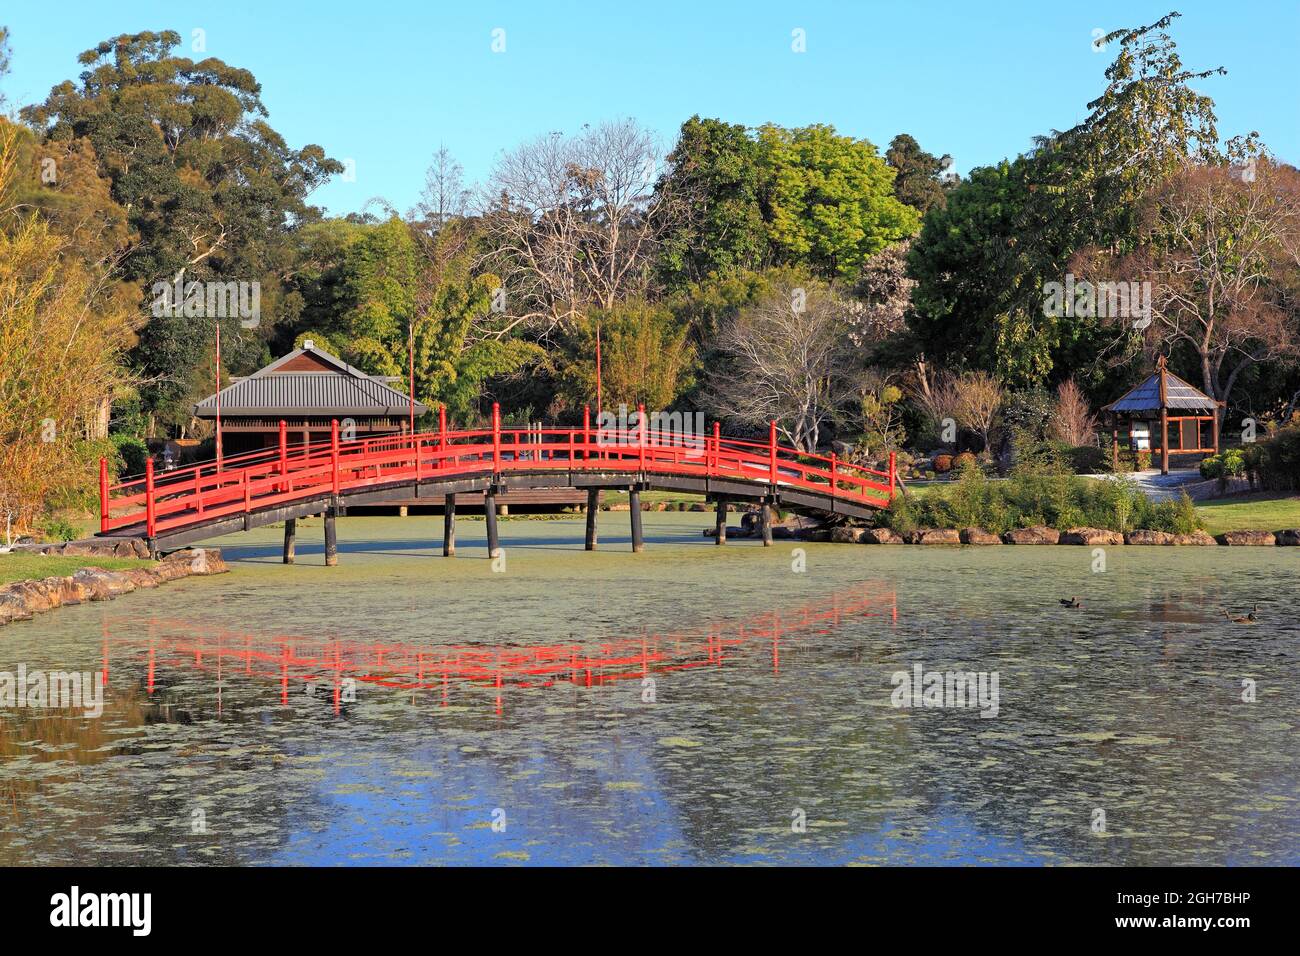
0,554,152,586
1194,493,1300,535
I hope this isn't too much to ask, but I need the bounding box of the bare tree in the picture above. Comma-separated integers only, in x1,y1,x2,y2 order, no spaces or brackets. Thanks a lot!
950,371,1004,452
1131,158,1300,419
478,119,682,340
1052,378,1098,446
412,145,469,229
703,278,862,451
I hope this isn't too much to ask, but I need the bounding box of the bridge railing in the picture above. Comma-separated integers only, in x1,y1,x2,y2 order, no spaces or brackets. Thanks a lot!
99,405,895,537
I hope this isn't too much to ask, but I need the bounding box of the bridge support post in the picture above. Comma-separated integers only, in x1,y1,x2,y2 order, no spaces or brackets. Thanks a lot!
585,488,599,550
485,491,500,558
629,488,644,552
324,509,338,566
283,518,296,565
443,494,456,557
714,497,727,545
759,500,773,547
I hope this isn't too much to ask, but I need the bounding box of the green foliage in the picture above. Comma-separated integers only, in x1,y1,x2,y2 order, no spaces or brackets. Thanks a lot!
885,133,952,215
1064,444,1108,474
38,515,79,542
559,300,696,412
110,434,149,478
760,124,920,279
883,463,1202,535
1200,448,1246,481
1249,427,1300,491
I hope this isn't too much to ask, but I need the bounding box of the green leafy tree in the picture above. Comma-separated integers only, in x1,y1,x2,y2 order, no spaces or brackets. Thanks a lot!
759,124,920,279
885,134,951,216
559,300,696,412
21,30,342,426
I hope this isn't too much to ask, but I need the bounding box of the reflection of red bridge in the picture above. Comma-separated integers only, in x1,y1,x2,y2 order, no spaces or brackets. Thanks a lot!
96,405,897,557
99,584,898,715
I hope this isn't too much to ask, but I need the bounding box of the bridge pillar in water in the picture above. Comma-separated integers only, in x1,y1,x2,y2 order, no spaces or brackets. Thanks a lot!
629,488,644,552
714,497,727,545
324,509,339,566
485,491,500,558
282,518,296,565
443,494,456,557
585,488,599,550
759,501,773,547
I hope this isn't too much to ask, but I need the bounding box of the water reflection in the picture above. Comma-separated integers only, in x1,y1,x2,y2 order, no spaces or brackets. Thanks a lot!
0,515,1296,865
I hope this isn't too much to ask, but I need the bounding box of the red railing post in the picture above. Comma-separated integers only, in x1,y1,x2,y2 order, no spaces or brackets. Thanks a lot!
278,419,287,493
712,421,720,475
582,406,590,463
145,457,156,539
768,421,778,485
331,419,341,497
98,457,109,533
492,402,501,473
438,404,447,471
638,403,647,472
830,452,838,495
888,450,897,501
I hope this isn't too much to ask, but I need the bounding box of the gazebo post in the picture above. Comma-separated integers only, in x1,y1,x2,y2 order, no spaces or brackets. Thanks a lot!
1213,403,1222,454
1160,408,1170,476
1111,414,1120,471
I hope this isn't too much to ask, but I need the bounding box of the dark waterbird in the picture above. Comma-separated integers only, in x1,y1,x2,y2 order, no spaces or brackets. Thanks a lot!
1059,597,1083,609
1223,605,1259,625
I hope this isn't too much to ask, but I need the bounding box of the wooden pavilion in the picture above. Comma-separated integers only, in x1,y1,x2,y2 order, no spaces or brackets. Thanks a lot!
193,340,426,457
1102,356,1222,475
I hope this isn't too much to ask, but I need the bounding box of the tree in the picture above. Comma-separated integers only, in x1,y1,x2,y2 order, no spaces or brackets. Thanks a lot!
949,371,1004,453
655,116,768,289
0,127,133,532
885,134,951,215
22,30,342,425
703,276,862,451
759,124,920,279
1128,159,1300,418
1051,379,1097,446
0,25,11,109
481,119,680,339
412,145,469,230
559,300,695,412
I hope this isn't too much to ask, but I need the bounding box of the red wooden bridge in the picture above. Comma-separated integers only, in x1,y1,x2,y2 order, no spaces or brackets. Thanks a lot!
98,404,896,558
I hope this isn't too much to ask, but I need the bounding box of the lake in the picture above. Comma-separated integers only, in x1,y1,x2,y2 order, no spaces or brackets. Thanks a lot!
0,513,1295,865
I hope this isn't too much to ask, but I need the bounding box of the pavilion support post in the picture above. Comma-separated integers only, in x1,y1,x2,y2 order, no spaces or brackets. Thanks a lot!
629,488,644,553
1213,405,1221,454
324,509,338,567
714,497,728,545
1111,415,1120,471
759,500,773,547
443,494,456,557
585,488,599,550
1160,408,1170,476
485,491,500,558
282,518,296,565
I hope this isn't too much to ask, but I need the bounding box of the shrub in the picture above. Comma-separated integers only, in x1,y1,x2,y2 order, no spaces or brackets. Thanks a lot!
1065,445,1108,474
39,516,79,542
951,451,977,473
111,434,149,478
932,453,954,474
1254,426,1300,491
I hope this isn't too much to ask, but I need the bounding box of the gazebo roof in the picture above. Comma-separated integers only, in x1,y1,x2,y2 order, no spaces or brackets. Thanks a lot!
194,341,427,419
1103,357,1218,415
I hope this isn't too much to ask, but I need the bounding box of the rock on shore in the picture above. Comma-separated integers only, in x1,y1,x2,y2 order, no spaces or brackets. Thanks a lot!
0,548,227,627
1215,530,1277,546
1059,527,1125,546
1002,526,1060,545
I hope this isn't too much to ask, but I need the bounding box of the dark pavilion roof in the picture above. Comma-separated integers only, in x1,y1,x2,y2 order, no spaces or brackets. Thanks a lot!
1103,358,1218,415
194,341,427,418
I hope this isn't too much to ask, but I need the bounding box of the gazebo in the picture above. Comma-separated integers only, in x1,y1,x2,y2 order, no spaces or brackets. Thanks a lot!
1102,356,1222,475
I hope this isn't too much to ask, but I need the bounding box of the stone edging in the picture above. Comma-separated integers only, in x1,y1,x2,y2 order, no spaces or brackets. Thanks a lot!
785,525,1300,546
0,548,227,628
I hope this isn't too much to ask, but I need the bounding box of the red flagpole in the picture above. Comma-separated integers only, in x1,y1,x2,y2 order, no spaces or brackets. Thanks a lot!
595,321,603,419
215,322,223,473
408,322,415,450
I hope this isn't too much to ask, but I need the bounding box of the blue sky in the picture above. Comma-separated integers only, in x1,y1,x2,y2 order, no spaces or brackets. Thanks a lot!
3,0,1296,217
